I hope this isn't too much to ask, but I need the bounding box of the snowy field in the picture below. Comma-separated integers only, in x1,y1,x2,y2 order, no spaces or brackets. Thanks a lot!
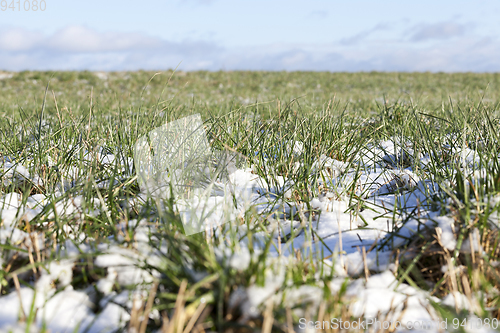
1,71,500,332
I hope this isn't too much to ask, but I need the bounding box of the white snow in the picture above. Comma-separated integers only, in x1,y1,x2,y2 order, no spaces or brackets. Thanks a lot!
434,216,457,251
1,131,498,331
94,245,158,286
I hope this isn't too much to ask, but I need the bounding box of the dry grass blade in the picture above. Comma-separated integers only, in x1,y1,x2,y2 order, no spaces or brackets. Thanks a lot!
262,298,274,333
139,280,159,333
12,273,26,323
182,300,207,333
163,279,188,333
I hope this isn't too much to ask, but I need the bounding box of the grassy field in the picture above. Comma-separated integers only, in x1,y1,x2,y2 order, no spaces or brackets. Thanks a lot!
1,70,500,332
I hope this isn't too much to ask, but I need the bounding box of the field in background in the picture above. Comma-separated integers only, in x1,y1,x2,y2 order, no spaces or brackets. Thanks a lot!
1,70,500,332
2,70,500,118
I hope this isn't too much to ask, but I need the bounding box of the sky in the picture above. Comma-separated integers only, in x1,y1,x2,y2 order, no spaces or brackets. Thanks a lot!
1,0,500,72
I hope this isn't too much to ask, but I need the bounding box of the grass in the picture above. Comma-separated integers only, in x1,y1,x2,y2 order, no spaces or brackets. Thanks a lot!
1,70,500,332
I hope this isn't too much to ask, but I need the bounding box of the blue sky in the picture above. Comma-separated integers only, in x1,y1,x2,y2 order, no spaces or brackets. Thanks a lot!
1,0,500,71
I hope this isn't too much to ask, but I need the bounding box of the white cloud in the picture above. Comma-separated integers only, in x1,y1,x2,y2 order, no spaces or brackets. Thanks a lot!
47,26,163,53
0,26,222,71
218,37,500,72
0,24,499,72
0,25,219,55
0,28,43,51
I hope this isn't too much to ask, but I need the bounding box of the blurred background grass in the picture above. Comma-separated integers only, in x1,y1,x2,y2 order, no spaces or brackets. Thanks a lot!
2,71,500,120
